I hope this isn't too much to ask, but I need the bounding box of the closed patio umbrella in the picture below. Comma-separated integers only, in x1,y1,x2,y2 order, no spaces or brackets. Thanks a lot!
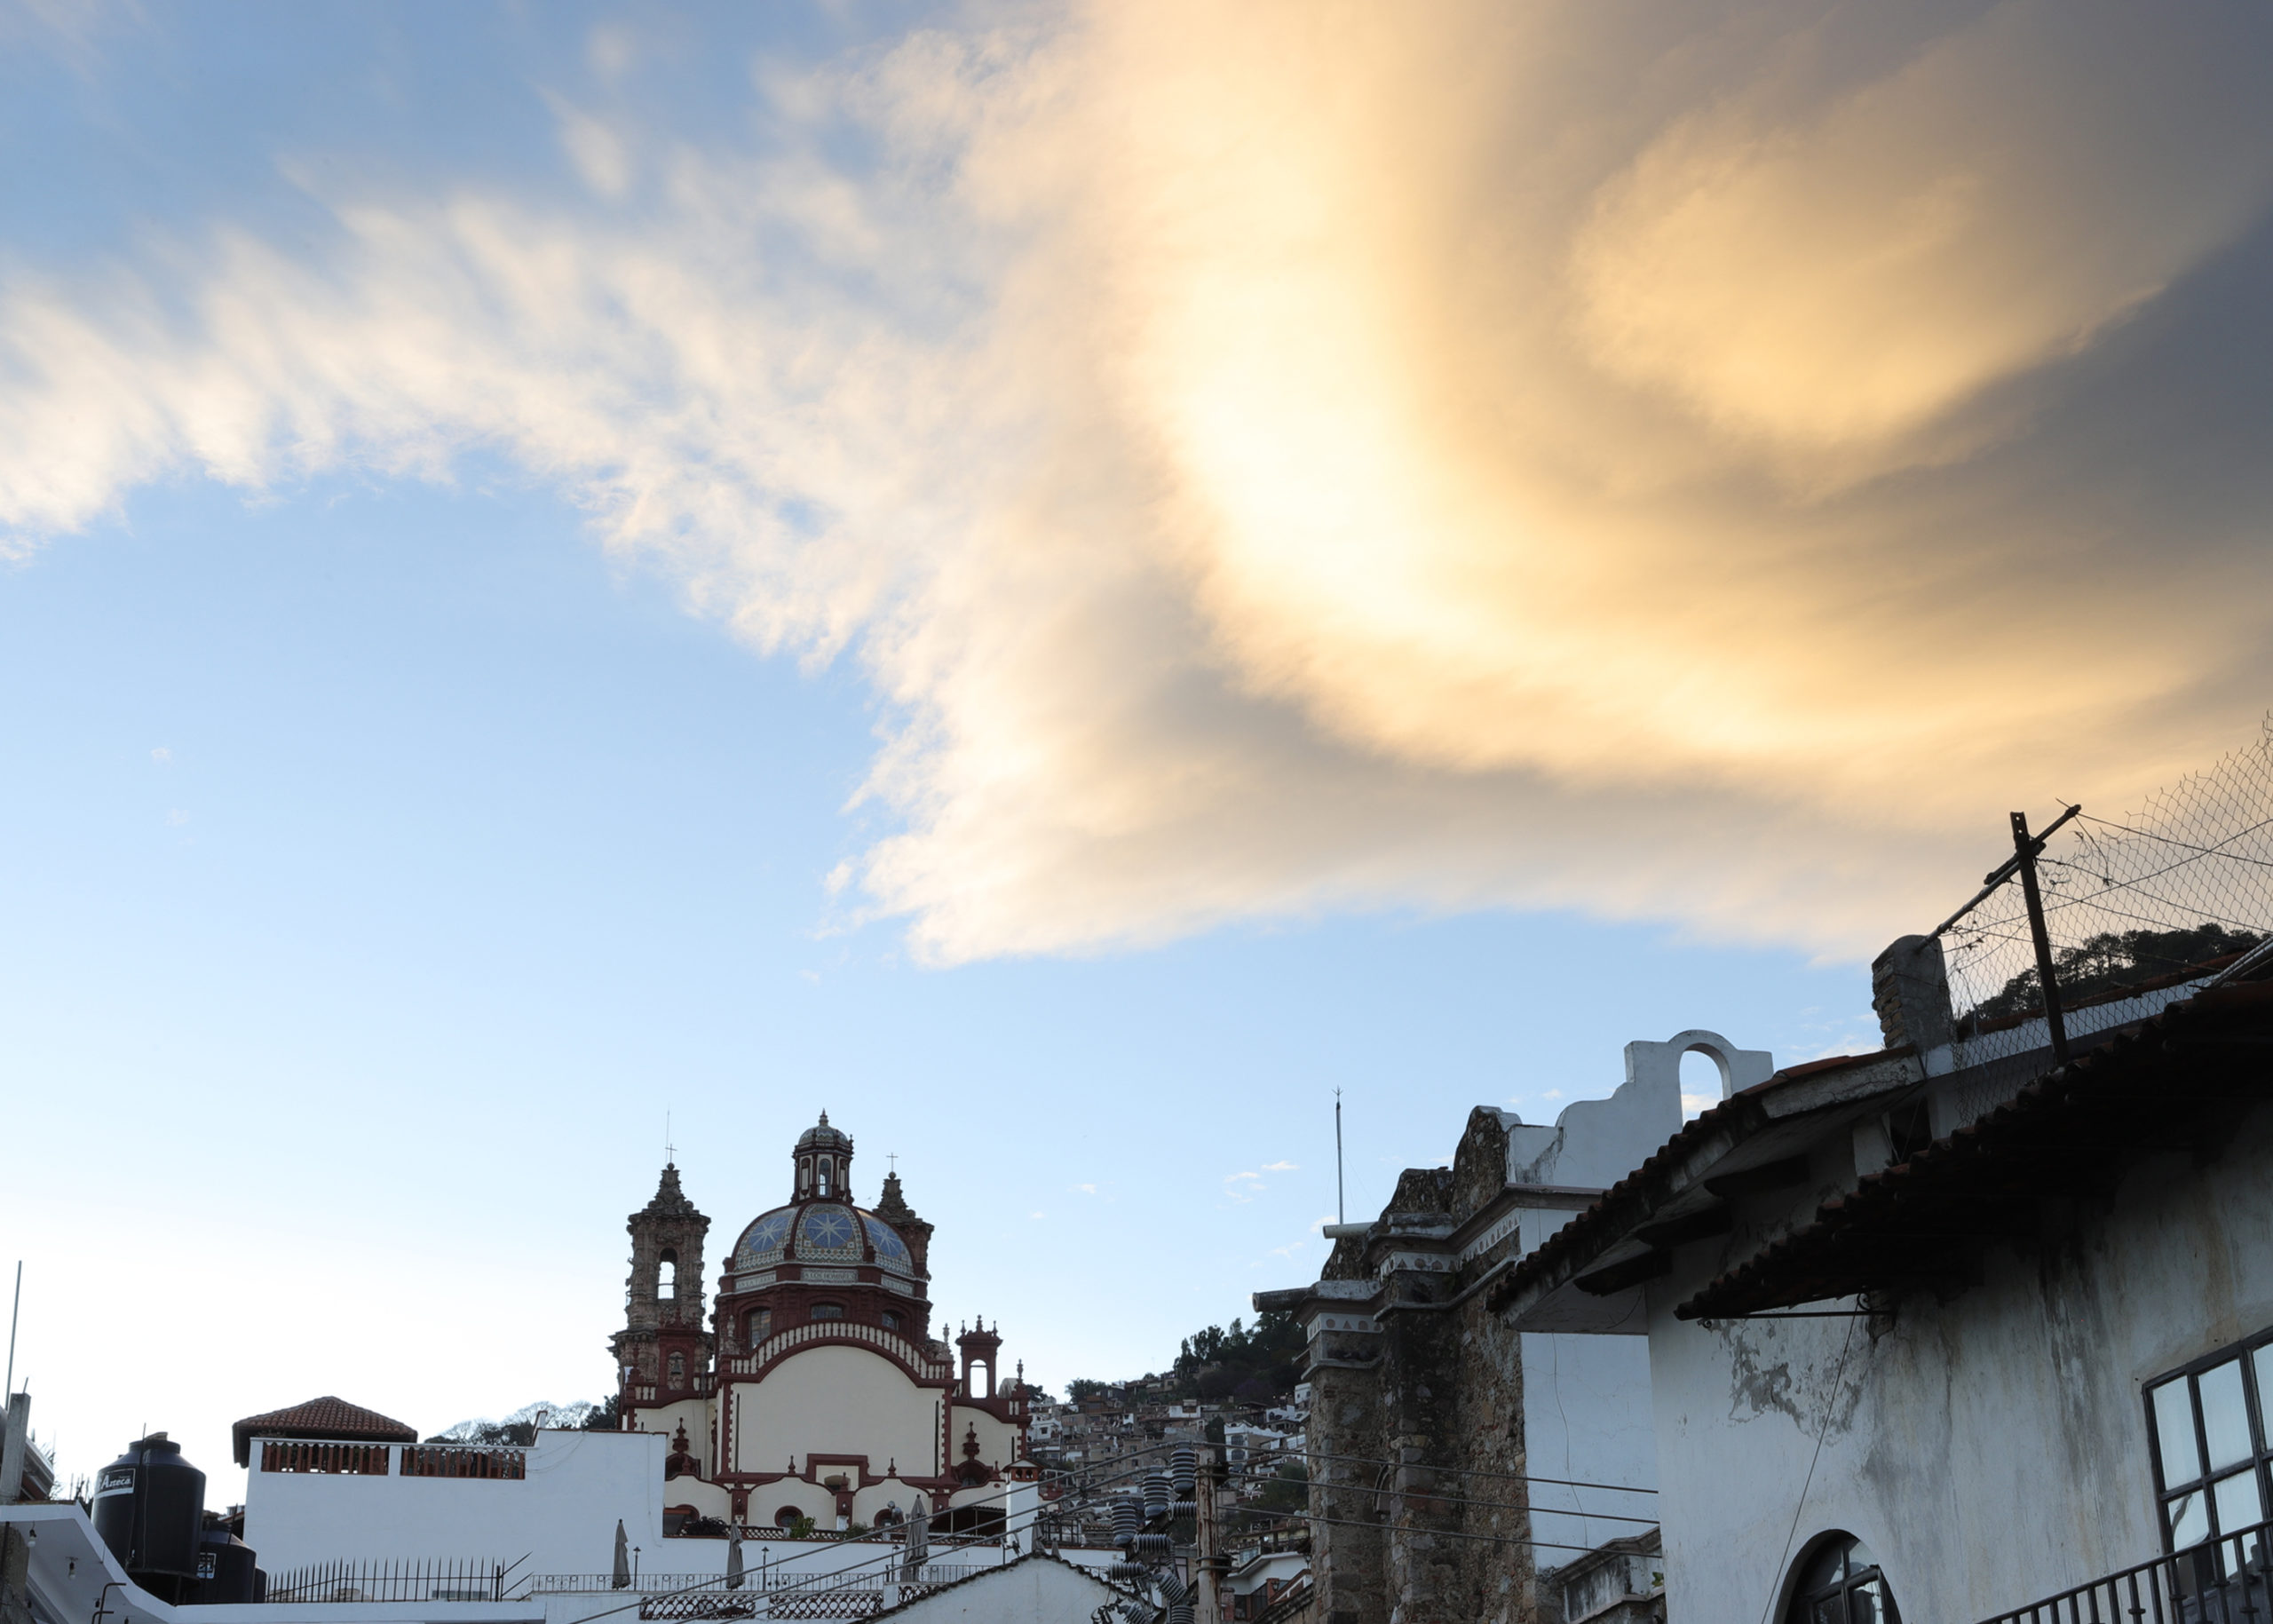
725,1529,744,1590
900,1495,928,1582
612,1520,630,1589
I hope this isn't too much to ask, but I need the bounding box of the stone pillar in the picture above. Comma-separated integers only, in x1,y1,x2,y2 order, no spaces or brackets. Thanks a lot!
1309,1359,1387,1624
1872,934,1957,1052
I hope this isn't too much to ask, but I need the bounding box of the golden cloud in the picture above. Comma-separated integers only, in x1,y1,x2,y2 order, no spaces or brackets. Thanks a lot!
5,0,2273,962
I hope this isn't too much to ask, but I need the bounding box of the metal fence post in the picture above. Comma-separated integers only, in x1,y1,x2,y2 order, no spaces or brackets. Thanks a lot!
2012,811,2071,1064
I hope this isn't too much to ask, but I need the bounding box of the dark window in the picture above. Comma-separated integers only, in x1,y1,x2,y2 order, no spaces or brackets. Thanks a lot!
774,1505,804,1530
881,1311,901,1332
812,1303,845,1321
2146,1328,2273,1555
748,1307,773,1344
1786,1533,1899,1624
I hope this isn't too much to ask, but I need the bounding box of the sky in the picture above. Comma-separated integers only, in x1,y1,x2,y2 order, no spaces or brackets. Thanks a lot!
4,0,2273,1502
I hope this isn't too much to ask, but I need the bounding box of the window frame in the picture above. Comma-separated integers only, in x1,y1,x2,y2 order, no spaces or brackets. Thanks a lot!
1784,1533,1899,1624
811,1303,846,1322
2143,1327,2273,1553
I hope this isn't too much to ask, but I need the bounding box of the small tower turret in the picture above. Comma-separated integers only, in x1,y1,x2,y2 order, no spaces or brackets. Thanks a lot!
874,1166,933,1278
957,1319,1002,1399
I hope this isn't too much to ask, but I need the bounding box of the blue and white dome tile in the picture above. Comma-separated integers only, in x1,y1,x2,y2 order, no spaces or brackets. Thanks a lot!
862,1215,911,1264
796,1203,864,1260
736,1208,796,1264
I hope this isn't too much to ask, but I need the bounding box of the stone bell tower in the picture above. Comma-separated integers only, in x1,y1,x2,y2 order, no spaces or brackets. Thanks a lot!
612,1163,714,1414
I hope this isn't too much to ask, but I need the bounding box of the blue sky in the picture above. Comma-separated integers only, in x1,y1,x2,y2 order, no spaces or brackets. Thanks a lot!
8,0,2272,1501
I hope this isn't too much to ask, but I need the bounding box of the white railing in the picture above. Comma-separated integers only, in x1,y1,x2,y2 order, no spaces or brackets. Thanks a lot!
725,1322,951,1382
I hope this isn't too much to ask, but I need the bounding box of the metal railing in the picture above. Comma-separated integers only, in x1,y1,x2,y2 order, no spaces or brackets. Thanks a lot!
1978,1518,2272,1624
533,1565,985,1596
265,1557,532,1603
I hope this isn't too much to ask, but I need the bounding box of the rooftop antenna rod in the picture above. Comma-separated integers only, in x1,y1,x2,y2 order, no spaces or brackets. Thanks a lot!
1334,1092,1344,1225
4,1261,18,1397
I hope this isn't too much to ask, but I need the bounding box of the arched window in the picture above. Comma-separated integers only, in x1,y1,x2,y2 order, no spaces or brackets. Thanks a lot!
748,1307,772,1344
1787,1533,1899,1624
774,1505,804,1530
817,1158,833,1197
812,1303,845,1322
668,1351,685,1387
658,1248,677,1300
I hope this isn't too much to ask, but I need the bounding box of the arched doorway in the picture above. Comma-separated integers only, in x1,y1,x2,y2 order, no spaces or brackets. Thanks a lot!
1787,1533,1900,1623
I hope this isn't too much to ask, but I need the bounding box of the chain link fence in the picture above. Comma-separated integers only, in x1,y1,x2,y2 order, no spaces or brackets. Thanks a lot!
1938,720,2273,1067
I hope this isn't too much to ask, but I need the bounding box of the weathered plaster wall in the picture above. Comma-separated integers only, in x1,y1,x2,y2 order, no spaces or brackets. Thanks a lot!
1648,1101,2273,1624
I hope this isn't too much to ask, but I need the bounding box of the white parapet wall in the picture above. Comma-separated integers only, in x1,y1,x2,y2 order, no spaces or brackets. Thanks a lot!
245,1430,668,1582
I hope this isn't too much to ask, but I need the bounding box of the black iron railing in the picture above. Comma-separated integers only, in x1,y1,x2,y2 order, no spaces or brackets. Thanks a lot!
265,1557,532,1604
1980,1519,2273,1624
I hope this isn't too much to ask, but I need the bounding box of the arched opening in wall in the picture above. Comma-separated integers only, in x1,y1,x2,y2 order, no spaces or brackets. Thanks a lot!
817,1157,834,1197
1785,1533,1900,1624
659,1248,677,1301
1679,1050,1726,1121
773,1506,804,1531
968,1362,992,1398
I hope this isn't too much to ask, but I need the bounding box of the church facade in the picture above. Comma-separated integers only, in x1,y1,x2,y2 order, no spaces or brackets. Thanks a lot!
610,1113,1030,1533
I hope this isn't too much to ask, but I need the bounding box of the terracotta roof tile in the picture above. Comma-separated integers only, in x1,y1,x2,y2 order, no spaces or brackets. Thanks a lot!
232,1396,416,1466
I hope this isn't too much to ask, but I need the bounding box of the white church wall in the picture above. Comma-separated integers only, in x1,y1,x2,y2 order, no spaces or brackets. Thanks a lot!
634,1399,711,1463
733,1347,939,1477
943,1404,1020,1473
242,1430,666,1583
854,1554,1125,1623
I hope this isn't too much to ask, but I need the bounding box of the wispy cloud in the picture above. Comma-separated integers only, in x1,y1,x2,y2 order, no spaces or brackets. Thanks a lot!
7,1,2273,963
1261,1160,1296,1172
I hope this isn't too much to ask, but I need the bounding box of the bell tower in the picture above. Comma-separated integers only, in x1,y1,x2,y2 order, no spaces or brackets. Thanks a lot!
612,1162,714,1414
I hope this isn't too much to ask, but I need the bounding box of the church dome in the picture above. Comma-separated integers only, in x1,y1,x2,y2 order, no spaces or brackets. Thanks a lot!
729,1201,918,1275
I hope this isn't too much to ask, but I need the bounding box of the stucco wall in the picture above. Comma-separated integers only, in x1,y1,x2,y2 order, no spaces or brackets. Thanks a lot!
1648,1100,2273,1624
867,1555,1122,1622
732,1347,939,1478
243,1430,667,1581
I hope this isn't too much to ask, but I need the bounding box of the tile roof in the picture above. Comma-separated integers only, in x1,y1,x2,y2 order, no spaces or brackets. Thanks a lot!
1675,980,2273,1320
232,1395,416,1466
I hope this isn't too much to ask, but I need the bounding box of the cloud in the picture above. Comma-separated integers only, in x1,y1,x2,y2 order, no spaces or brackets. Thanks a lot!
150,747,170,764
8,1,2273,963
1261,1161,1296,1172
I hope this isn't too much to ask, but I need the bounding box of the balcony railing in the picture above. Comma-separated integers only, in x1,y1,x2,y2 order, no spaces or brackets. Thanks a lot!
725,1322,953,1382
1979,1517,2272,1624
259,1441,391,1476
400,1445,527,1479
265,1557,531,1603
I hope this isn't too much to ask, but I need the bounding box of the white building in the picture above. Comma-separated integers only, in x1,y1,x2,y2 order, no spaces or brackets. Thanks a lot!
1496,943,2273,1622
610,1116,1030,1536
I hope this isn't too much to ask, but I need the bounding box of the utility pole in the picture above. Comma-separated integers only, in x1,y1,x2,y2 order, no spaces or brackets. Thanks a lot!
1192,1426,1228,1624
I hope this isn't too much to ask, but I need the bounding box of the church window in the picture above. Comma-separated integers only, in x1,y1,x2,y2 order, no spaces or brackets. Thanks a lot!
812,1303,845,1321
748,1307,772,1343
881,1311,900,1332
773,1506,803,1530
669,1351,685,1387
1784,1533,1898,1624
818,1157,833,1197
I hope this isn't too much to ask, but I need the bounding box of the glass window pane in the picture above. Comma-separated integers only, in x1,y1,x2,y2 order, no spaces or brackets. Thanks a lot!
1846,1539,1879,1572
2214,1470,2262,1537
1811,1599,1843,1624
2155,1379,2204,1487
1802,1545,1847,1589
2169,1490,2211,1549
1848,1576,1892,1624
2200,1361,2252,1473
2253,1344,2273,1436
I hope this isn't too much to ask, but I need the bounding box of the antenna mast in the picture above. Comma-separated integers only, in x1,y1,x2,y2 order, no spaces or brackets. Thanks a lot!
5,1261,19,1396
1334,1092,1344,1225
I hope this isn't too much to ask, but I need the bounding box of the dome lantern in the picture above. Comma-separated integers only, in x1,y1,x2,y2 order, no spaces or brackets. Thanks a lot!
792,1111,854,1202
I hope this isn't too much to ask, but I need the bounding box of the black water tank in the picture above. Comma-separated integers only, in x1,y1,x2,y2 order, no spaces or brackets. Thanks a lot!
91,1433,206,1598
190,1531,258,1605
